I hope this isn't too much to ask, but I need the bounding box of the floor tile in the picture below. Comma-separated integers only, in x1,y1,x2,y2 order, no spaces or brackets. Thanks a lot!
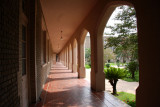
31,62,129,107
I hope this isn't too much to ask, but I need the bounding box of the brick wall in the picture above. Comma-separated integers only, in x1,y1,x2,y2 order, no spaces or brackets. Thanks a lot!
28,0,37,103
27,0,54,104
0,0,20,107
35,0,53,100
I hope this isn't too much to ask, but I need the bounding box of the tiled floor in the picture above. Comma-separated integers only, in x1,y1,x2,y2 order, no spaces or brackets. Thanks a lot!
33,63,129,107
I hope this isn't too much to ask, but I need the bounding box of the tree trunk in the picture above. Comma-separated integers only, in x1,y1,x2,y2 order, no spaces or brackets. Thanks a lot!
112,79,118,95
113,85,117,95
132,71,135,79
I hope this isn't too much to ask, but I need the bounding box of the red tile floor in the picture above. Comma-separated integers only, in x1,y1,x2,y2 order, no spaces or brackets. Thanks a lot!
32,62,129,107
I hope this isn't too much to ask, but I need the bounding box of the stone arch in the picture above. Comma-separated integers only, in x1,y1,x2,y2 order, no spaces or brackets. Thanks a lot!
96,0,134,38
77,29,91,78
90,0,135,91
93,0,139,96
80,29,88,45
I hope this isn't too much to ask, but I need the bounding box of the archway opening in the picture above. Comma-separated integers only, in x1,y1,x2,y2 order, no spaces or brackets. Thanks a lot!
103,5,139,106
84,32,91,81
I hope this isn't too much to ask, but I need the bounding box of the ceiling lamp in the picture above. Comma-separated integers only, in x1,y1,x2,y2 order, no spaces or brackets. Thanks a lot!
60,30,63,40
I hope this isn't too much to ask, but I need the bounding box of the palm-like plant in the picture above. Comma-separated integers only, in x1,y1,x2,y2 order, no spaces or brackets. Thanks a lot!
104,67,126,95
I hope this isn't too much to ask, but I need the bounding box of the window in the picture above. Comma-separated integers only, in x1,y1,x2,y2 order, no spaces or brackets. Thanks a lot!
22,25,27,76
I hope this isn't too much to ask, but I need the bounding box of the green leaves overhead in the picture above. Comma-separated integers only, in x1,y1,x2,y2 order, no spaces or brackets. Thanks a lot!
104,5,138,61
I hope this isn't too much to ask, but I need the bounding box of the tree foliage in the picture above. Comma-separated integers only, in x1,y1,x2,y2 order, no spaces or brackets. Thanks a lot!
85,48,91,66
104,6,138,61
126,61,138,79
104,48,116,63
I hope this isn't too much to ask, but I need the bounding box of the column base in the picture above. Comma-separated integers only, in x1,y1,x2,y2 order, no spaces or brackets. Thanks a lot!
91,70,105,91
72,64,77,73
78,67,86,78
69,63,72,70
61,61,64,65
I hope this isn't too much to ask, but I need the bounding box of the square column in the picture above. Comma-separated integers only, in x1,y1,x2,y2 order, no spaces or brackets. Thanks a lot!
90,34,105,91
66,47,69,68
68,44,72,70
72,40,78,73
77,41,86,78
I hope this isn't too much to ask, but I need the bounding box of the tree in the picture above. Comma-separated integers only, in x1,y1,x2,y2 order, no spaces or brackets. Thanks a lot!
85,48,91,66
126,61,138,79
104,67,126,95
104,48,116,63
104,6,138,62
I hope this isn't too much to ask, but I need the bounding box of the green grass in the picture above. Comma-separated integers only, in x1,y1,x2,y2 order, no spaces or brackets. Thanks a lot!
85,64,91,69
108,63,117,66
105,63,127,67
115,92,136,107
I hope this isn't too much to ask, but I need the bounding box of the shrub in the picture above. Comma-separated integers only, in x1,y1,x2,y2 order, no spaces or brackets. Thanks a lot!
106,63,110,68
85,64,91,69
122,70,139,82
116,60,120,67
88,61,91,67
104,67,126,95
126,61,138,79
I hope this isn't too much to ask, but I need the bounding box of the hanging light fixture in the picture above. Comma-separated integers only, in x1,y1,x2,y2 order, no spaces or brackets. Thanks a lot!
60,30,63,40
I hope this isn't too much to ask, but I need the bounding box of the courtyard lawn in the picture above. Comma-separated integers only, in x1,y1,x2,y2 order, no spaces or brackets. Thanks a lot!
115,92,136,107
108,63,117,66
85,64,91,69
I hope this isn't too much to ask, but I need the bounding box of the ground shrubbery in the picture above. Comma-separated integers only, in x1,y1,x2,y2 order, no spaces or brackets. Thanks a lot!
123,70,139,82
104,67,137,107
104,65,138,106
85,64,91,69
116,92,136,107
105,62,139,82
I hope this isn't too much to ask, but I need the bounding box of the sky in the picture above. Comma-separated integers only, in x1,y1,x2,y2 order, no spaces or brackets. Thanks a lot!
104,7,122,36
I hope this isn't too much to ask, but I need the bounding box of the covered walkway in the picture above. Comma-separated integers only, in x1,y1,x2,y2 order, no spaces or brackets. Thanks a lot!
1,0,160,107
33,63,129,107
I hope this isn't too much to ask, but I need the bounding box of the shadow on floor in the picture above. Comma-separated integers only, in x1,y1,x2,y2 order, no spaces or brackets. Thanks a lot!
33,85,128,107
49,71,72,74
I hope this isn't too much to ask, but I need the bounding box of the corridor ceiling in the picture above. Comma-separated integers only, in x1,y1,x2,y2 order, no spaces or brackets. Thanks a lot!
41,0,98,53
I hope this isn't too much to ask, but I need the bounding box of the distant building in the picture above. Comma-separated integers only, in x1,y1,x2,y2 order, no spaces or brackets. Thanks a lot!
84,36,111,49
